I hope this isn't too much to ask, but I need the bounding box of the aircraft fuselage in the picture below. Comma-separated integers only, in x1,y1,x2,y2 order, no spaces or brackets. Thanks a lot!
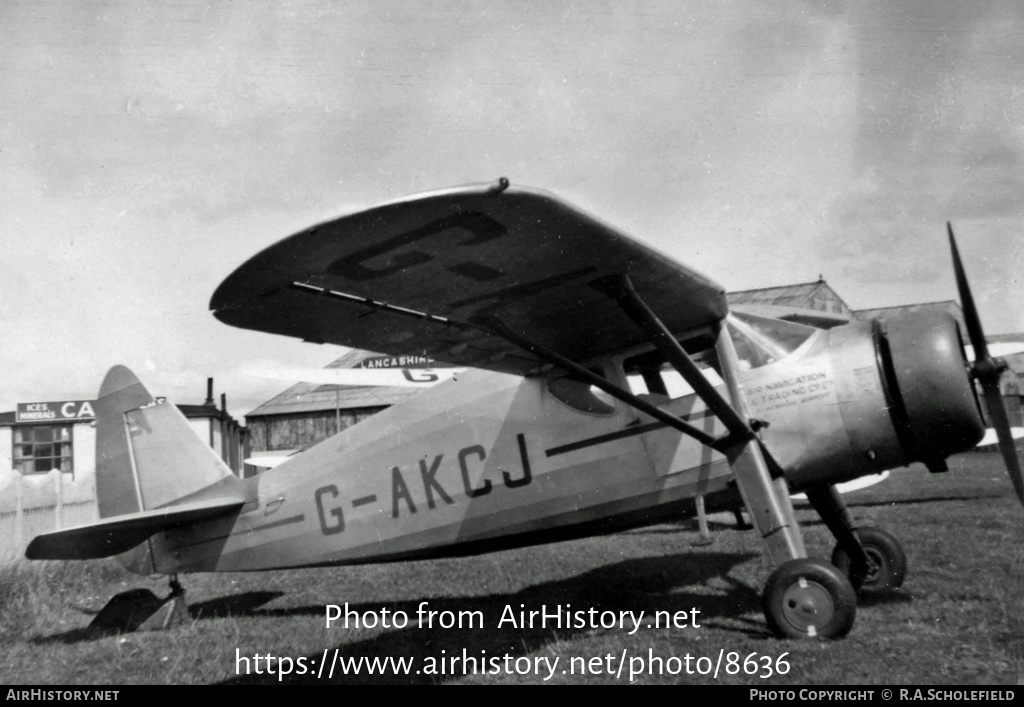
135,313,981,574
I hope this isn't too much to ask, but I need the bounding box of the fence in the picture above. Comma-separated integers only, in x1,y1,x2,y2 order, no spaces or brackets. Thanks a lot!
0,471,97,566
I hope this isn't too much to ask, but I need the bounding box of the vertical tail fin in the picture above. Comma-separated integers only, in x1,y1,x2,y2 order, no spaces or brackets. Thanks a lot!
95,365,243,517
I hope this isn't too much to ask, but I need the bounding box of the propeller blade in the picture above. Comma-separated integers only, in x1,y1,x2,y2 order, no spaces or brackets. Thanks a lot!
981,385,1024,505
948,223,990,361
948,223,1024,506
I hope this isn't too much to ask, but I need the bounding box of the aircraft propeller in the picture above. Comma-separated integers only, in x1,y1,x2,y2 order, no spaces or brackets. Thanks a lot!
948,223,1024,506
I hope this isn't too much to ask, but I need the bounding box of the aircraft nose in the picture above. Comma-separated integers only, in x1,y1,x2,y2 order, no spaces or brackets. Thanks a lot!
875,311,985,470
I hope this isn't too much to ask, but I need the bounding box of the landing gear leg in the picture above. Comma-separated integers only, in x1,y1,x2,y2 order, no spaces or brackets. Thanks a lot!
590,275,858,639
805,485,870,589
806,484,907,592
831,526,907,592
714,329,857,639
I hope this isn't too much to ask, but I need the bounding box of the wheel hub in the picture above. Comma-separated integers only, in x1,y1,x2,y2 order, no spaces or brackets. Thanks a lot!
781,578,835,634
862,547,884,583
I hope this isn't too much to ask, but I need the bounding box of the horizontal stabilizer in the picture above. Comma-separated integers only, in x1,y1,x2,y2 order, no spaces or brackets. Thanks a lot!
978,426,1024,448
244,449,301,469
25,498,244,561
965,342,1024,361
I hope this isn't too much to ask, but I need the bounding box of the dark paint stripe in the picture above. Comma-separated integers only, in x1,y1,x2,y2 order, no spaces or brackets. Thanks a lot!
545,409,713,457
249,514,305,532
545,422,664,457
352,495,378,507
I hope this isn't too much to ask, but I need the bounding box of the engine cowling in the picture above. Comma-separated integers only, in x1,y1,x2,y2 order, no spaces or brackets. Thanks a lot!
873,311,985,470
750,311,985,488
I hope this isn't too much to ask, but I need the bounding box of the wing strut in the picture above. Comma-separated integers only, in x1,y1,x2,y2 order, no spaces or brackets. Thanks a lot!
598,274,806,563
477,274,806,565
595,275,753,444
474,315,723,449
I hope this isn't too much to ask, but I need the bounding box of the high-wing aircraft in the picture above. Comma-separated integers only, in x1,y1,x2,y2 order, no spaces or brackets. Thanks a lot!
26,179,1024,640
241,350,466,468
240,350,467,389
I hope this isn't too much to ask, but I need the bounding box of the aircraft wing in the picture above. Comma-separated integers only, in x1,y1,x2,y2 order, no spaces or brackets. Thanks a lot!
211,181,727,375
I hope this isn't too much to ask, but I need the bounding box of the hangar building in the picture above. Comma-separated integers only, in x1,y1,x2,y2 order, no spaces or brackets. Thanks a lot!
244,348,424,456
727,278,855,319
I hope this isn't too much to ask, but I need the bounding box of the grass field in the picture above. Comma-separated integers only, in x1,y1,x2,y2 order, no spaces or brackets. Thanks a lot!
1,452,1021,685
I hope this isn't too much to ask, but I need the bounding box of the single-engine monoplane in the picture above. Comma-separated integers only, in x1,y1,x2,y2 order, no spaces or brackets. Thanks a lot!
26,179,1024,639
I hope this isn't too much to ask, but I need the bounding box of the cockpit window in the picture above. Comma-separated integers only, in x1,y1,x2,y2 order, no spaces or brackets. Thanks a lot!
623,348,723,400
726,311,816,370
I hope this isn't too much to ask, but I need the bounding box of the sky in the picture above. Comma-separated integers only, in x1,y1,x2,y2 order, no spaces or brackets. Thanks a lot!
2,0,1023,417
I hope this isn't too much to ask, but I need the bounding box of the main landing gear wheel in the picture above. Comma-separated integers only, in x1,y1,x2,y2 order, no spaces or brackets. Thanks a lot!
831,526,907,592
762,559,857,639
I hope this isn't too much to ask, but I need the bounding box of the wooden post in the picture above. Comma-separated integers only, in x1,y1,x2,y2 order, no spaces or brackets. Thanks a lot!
695,493,711,541
15,474,24,558
55,468,63,530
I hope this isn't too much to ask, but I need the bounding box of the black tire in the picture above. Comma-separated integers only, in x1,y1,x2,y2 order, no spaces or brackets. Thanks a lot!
831,526,907,592
763,558,857,639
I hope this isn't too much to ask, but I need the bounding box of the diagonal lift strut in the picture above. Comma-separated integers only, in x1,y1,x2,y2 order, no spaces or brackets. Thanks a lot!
473,273,807,565
474,315,724,450
595,275,753,443
599,274,807,563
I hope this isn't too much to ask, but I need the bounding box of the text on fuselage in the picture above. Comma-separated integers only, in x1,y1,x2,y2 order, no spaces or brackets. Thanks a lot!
314,433,534,535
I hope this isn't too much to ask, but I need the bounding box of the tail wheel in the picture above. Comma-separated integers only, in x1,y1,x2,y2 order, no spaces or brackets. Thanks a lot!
831,526,907,592
763,558,857,639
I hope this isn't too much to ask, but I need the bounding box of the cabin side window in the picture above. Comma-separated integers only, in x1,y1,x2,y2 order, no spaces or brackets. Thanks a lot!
547,374,616,416
622,348,723,401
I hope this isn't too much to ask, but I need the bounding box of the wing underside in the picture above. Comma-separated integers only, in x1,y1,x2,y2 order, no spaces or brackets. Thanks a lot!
211,182,727,373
